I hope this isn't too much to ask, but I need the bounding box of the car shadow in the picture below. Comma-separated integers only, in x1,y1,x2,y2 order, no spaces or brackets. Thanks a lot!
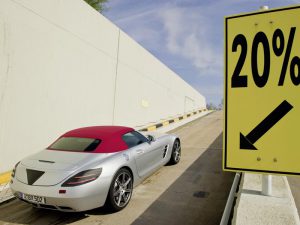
0,199,87,224
130,133,235,225
0,197,114,224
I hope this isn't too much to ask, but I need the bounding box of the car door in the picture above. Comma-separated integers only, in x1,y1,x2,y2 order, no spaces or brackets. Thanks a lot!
122,131,160,178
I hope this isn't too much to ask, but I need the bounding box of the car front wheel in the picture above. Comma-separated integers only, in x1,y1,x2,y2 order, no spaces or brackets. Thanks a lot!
169,139,181,165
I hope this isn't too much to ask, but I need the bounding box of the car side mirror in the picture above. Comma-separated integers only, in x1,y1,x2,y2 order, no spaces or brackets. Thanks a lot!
147,135,156,143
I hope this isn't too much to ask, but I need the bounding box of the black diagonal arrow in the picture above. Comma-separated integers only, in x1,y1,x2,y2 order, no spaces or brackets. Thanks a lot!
240,100,293,150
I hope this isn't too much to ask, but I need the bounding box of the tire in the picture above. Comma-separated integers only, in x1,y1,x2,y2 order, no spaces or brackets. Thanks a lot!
106,168,133,212
169,139,181,165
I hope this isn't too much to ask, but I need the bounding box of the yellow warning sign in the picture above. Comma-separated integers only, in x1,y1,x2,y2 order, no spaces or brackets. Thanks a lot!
224,5,300,175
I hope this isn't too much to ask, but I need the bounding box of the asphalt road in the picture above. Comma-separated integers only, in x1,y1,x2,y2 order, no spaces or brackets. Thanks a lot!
0,111,235,225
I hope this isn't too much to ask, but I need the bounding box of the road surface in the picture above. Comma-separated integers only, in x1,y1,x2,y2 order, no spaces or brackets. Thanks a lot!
0,111,235,225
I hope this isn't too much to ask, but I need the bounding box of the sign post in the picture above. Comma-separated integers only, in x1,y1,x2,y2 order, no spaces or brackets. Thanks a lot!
224,5,300,176
260,6,272,196
262,174,272,195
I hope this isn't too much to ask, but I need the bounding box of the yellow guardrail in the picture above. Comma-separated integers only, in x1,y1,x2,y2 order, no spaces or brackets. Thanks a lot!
140,108,207,132
0,171,11,185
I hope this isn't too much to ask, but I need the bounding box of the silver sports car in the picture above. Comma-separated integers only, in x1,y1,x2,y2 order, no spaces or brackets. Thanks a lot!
10,126,181,212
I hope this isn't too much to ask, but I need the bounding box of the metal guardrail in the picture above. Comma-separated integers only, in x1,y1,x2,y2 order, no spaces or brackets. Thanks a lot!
220,173,242,225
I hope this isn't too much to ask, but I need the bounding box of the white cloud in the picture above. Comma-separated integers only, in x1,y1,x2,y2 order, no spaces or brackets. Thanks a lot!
127,26,160,45
115,8,156,24
104,5,161,50
104,0,300,105
158,5,223,76
199,84,223,96
159,7,182,53
105,2,224,78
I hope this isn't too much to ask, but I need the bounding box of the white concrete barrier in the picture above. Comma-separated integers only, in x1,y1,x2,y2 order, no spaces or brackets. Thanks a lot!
233,173,300,225
0,0,206,172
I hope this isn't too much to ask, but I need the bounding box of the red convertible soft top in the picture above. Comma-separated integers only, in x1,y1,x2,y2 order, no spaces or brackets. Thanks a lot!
51,126,134,153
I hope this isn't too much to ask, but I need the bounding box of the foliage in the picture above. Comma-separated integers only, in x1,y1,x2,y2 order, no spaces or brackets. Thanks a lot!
207,99,224,110
206,103,217,110
84,0,108,13
218,98,224,110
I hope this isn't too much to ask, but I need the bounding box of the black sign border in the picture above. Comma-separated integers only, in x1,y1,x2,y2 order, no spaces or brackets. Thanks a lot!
224,5,300,175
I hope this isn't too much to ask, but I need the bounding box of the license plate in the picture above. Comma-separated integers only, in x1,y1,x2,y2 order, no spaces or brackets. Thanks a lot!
20,193,46,204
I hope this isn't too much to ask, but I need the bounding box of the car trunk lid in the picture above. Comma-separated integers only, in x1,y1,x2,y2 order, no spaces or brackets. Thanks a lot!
15,150,108,186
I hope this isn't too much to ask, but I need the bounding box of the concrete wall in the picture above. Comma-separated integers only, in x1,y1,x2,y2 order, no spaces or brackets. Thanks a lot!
0,0,206,173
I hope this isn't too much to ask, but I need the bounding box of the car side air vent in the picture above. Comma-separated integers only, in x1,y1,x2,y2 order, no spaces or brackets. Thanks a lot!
39,160,55,163
163,145,169,158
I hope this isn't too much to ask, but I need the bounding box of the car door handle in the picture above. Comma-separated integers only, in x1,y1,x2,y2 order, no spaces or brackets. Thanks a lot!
136,149,144,155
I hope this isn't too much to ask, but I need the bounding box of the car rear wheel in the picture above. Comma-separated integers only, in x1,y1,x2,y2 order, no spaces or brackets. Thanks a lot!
169,139,181,165
106,168,133,212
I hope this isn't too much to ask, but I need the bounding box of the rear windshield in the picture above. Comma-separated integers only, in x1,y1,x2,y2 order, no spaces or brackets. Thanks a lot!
48,137,101,152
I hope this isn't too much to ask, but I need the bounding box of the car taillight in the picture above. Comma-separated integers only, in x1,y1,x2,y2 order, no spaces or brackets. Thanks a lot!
11,161,20,178
61,168,102,187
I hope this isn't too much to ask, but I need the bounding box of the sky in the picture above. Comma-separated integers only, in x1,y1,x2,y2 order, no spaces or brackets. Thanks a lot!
103,0,300,106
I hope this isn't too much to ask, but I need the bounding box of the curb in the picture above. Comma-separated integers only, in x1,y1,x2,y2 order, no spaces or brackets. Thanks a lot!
139,108,207,132
284,177,300,224
0,172,11,185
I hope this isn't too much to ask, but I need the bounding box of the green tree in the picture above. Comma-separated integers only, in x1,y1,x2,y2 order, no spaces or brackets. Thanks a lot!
218,98,224,110
84,0,108,13
206,102,217,110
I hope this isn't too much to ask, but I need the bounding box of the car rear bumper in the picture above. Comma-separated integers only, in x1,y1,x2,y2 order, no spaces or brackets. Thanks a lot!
9,177,111,212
